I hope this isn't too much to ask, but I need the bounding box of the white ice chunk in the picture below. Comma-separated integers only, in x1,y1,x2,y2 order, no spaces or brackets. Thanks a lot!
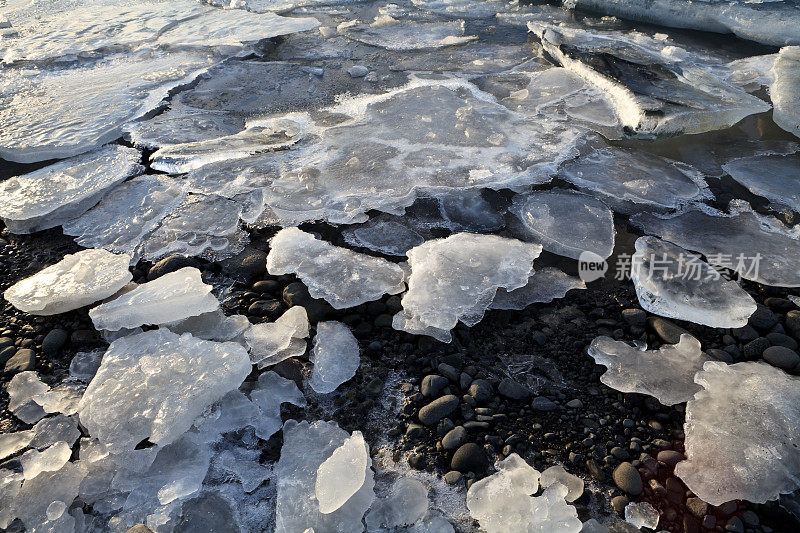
343,219,426,256
0,430,33,460
275,420,375,533
564,0,800,47
89,267,219,331
245,307,310,367
342,17,476,50
166,310,250,342
30,415,80,450
268,228,406,309
365,478,429,530
249,370,306,440
4,249,132,316
771,46,800,138
215,447,272,493
33,382,84,415
78,328,251,453
7,461,86,533
676,361,800,505
395,233,540,338
62,175,187,261
69,350,103,382
411,0,506,19
588,333,712,406
631,200,800,287
141,193,248,262
723,154,800,213
624,501,660,529
7,371,50,423
540,465,584,503
21,442,72,480
0,145,142,233
558,136,711,214
511,189,615,260
309,321,360,394
490,267,586,310
0,50,218,163
631,236,757,328
316,431,370,514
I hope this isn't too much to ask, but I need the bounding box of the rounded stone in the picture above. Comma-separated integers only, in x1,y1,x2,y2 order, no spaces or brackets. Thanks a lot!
444,471,463,485
247,299,283,319
622,308,647,327
421,375,449,398
418,395,459,426
656,450,684,467
766,332,798,350
442,426,467,450
762,345,800,370
611,495,629,516
147,255,194,281
742,337,770,358
450,443,489,474
468,379,493,402
41,329,68,356
4,348,35,374
498,378,531,400
647,317,689,344
612,462,642,496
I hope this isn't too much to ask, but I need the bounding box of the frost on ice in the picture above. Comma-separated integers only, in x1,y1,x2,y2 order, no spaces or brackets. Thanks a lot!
267,228,406,309
631,236,757,328
78,328,251,453
771,46,800,138
675,361,800,506
558,136,711,214
275,420,375,533
316,431,370,513
394,233,541,342
365,478,429,530
631,200,800,287
510,188,615,260
89,267,219,331
490,267,586,311
588,334,712,406
723,153,800,213
309,321,360,394
62,175,187,261
341,17,477,50
4,249,132,316
466,453,581,533
0,145,142,233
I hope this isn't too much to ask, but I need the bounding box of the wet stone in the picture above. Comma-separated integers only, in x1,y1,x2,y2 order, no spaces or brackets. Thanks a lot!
498,378,531,400
762,346,800,370
613,462,643,496
442,426,467,450
450,442,489,474
421,375,449,398
418,395,459,426
468,379,493,402
4,349,35,374
647,317,689,344
41,329,67,356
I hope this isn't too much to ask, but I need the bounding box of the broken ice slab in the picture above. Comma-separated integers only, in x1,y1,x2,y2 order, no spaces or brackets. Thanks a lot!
30,415,80,450
630,200,800,287
140,193,248,262
467,453,582,533
625,501,660,529
343,218,426,257
6,372,48,424
394,233,541,338
0,430,33,460
558,136,711,214
309,321,360,394
724,153,800,213
69,350,103,382
0,50,219,163
268,228,406,309
0,145,142,233
316,431,370,513
276,420,375,532
4,249,132,316
150,124,304,174
540,465,584,503
410,0,506,19
166,310,250,343
588,334,712,406
510,188,615,260
562,0,800,47
89,267,219,331
21,441,72,480
341,16,476,50
78,328,251,453
667,136,798,179
249,371,307,440
365,478,429,530
490,267,586,311
529,22,772,137
631,236,757,328
62,175,187,261
192,77,585,226
246,306,309,367
676,361,800,505
771,46,800,138
32,382,84,415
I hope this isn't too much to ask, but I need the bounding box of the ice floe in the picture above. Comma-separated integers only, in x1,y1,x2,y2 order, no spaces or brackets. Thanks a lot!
78,328,251,453
771,46,800,138
539,465,584,503
631,236,757,328
245,306,311,367
89,267,219,331
588,333,712,406
724,152,800,213
490,267,586,311
625,501,660,529
316,431,370,513
510,188,615,260
365,477,429,530
0,145,142,233
275,420,375,532
267,228,406,309
4,249,132,316
309,321,360,394
341,16,476,50
675,361,800,505
631,200,800,287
